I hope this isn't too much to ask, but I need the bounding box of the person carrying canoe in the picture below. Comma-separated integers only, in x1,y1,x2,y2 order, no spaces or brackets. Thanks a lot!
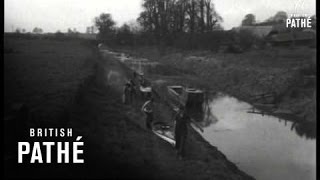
141,97,154,130
174,105,203,159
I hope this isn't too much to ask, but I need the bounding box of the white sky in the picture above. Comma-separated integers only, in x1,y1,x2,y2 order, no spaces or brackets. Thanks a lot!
4,0,316,33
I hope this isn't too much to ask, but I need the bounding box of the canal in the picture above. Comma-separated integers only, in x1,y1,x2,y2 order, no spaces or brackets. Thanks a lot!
102,48,316,180
193,92,316,180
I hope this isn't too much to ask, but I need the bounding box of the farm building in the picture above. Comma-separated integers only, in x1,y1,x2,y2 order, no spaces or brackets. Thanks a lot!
267,29,316,46
233,22,316,47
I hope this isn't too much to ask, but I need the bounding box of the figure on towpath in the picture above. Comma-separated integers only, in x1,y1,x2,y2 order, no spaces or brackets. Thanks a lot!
174,105,203,159
139,74,147,87
123,81,134,104
137,74,152,100
122,82,130,104
128,79,136,104
141,97,154,130
123,79,137,104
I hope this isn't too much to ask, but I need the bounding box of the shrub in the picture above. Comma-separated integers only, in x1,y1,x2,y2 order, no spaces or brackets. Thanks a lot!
236,29,260,50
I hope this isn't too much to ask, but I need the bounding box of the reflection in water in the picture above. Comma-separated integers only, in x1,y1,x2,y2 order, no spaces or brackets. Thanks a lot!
187,92,218,127
202,97,218,127
291,122,316,140
195,93,316,180
247,106,316,140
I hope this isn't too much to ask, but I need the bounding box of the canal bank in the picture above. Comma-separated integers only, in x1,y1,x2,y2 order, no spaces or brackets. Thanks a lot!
112,46,316,125
67,46,256,179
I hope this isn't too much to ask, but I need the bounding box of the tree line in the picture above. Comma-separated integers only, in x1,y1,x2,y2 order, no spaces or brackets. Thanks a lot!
137,0,223,37
95,0,317,50
95,0,228,49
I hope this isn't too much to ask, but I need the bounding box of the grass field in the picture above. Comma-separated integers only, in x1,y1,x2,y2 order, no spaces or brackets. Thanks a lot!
4,37,95,126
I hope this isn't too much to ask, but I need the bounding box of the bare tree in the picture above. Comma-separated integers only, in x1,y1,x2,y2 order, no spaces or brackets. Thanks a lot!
94,13,116,40
265,11,288,23
186,0,197,34
15,28,21,34
199,0,205,33
241,14,256,26
32,27,43,34
204,0,222,32
68,28,73,34
273,11,288,23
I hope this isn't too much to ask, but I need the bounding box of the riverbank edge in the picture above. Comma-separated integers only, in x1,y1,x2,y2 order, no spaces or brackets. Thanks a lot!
111,46,316,126
97,48,256,179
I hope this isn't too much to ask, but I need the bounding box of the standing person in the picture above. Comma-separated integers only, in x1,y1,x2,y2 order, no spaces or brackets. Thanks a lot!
129,79,136,104
141,97,154,130
138,74,148,99
133,71,138,79
139,74,146,87
122,82,131,104
174,105,203,159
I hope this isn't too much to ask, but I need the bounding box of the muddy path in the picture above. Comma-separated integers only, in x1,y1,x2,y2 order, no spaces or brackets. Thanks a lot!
67,48,255,179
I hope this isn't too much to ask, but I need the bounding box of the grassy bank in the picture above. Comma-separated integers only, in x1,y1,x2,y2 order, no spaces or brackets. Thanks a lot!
113,45,316,124
67,50,255,179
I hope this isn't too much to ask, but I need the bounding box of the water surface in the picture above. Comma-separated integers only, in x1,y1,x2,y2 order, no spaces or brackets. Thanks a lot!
194,93,316,180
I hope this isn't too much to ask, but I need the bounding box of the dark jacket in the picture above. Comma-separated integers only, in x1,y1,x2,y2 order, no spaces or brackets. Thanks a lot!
175,112,189,136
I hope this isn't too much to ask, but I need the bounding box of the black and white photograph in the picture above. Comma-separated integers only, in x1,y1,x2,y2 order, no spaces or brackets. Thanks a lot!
4,0,317,179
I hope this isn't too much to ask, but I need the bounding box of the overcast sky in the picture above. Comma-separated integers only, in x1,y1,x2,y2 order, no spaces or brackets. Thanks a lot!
4,0,316,33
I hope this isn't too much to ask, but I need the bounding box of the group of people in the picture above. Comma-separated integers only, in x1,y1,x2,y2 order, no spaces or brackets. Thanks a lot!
123,72,151,105
123,72,203,159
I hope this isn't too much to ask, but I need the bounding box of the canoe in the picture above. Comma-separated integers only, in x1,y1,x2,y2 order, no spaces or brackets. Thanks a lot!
152,129,175,146
152,122,175,146
140,86,152,92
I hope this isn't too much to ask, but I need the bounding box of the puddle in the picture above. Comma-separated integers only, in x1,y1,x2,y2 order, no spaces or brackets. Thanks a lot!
193,92,316,180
